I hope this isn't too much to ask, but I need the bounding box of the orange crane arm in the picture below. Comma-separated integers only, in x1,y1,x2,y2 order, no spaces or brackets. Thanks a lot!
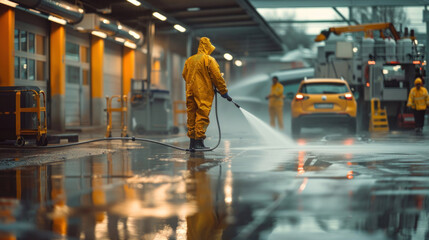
315,22,400,42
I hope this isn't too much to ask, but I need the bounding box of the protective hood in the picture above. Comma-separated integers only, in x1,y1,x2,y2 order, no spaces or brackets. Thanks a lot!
415,78,423,85
198,37,215,55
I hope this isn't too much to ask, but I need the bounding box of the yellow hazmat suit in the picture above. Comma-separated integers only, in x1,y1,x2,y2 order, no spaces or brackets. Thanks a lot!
182,37,228,140
407,78,429,110
268,81,284,129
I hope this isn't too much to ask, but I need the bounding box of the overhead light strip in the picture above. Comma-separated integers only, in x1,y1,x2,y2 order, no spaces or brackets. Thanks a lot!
48,15,67,25
152,12,167,21
127,0,141,6
174,24,186,33
91,31,107,39
124,41,137,49
0,0,18,8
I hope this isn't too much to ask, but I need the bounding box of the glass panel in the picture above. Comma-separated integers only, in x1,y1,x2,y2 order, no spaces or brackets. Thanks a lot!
66,42,79,61
80,46,88,63
28,59,35,80
82,69,89,85
14,57,19,78
66,65,80,84
28,32,35,53
300,83,349,94
36,35,45,55
14,29,19,51
20,58,28,79
36,61,45,81
20,30,27,52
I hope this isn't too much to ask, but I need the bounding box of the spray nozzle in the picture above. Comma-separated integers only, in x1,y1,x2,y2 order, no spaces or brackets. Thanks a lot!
231,100,240,108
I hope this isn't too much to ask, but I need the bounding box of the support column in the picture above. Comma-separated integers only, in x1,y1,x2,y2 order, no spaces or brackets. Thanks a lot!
146,21,155,130
0,5,15,86
122,47,135,96
424,7,429,88
50,23,66,131
91,36,104,126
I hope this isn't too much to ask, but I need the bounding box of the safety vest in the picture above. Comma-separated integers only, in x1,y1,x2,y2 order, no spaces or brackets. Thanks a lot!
407,86,429,110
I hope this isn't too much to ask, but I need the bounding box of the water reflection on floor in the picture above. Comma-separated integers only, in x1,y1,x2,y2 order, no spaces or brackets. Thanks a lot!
0,131,428,239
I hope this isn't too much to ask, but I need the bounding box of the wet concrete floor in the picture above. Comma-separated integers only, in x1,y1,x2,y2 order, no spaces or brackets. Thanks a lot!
0,128,429,240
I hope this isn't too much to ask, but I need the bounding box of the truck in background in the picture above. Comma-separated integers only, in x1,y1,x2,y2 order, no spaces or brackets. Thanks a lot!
314,22,425,130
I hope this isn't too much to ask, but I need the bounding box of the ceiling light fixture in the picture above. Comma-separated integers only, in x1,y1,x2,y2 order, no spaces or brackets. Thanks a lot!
48,15,67,25
234,60,243,67
0,0,18,8
126,0,141,6
115,37,125,43
124,41,137,49
174,24,186,33
128,30,141,39
224,53,233,61
187,7,200,11
152,12,167,21
91,30,107,39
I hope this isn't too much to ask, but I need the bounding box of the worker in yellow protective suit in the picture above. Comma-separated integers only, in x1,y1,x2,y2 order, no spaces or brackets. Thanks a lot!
407,77,429,135
182,37,231,150
266,76,284,130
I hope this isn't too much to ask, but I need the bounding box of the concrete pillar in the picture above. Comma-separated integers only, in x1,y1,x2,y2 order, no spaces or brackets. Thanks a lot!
0,5,15,86
91,36,104,126
146,21,155,129
50,23,66,131
122,47,135,96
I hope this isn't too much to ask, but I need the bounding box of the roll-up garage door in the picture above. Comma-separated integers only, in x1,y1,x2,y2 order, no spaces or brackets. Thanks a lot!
65,29,90,127
103,41,122,126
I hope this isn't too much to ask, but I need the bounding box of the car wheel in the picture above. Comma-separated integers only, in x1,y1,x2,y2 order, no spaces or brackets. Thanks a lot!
291,119,301,136
348,118,357,134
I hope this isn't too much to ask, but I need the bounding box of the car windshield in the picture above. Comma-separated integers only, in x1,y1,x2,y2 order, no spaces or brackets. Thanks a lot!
300,83,349,94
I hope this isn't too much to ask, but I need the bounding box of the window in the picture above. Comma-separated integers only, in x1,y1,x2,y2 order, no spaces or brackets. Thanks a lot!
36,61,45,81
82,69,89,85
66,42,79,61
14,28,47,81
300,83,349,94
66,41,90,86
14,29,19,51
36,35,45,55
80,46,88,63
66,66,80,84
20,30,27,52
20,58,27,79
14,57,19,78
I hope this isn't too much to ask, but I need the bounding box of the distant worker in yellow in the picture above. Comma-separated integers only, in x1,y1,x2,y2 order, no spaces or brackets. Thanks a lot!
407,77,429,135
266,76,284,130
182,37,232,150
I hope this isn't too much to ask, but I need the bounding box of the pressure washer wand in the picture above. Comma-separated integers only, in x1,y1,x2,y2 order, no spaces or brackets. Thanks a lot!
231,99,240,108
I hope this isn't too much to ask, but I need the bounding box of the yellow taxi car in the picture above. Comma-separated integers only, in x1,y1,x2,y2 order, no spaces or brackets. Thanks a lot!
291,78,357,135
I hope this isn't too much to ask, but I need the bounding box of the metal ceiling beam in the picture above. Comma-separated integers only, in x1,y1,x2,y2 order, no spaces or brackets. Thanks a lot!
183,15,251,23
192,21,257,29
267,20,348,24
193,26,260,34
236,0,286,51
250,0,429,8
170,7,244,17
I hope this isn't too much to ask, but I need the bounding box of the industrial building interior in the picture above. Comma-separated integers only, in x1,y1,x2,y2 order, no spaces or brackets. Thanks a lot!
0,0,427,135
1,0,429,240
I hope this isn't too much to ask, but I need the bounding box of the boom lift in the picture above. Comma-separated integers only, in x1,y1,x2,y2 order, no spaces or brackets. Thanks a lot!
314,22,424,130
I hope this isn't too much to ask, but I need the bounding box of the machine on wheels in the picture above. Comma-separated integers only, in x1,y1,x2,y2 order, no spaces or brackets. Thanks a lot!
0,86,48,146
130,79,176,135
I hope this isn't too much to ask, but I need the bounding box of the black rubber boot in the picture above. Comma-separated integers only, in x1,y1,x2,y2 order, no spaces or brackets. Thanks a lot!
194,139,209,150
189,138,196,149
